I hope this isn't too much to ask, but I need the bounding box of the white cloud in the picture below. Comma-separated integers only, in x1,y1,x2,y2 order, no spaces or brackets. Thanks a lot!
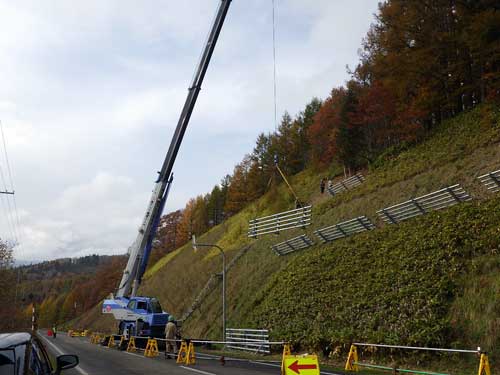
15,172,148,261
0,0,379,262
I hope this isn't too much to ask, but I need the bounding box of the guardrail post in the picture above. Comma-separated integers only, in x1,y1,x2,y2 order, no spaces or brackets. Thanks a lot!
345,344,359,371
478,353,491,375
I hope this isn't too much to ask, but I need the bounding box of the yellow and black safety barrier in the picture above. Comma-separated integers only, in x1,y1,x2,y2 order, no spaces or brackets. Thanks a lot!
144,338,159,357
107,335,115,348
126,337,136,353
281,343,291,375
478,353,491,375
344,343,492,375
176,340,195,365
90,334,101,344
344,344,359,371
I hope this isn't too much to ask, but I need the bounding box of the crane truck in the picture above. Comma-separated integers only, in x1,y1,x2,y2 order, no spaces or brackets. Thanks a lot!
102,0,232,338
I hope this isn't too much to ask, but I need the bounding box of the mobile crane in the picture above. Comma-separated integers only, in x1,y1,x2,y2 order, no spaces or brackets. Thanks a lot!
102,0,232,338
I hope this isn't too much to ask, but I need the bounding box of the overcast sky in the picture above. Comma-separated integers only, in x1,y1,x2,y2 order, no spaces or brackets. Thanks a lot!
0,0,379,262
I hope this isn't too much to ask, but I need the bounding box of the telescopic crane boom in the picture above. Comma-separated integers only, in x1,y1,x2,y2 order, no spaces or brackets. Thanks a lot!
116,0,232,298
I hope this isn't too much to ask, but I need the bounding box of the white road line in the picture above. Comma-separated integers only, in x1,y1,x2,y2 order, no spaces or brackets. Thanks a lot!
39,336,90,375
250,361,280,368
179,366,217,375
123,351,148,359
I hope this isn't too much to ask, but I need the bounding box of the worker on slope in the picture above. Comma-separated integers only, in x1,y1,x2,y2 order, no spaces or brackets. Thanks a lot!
165,316,177,359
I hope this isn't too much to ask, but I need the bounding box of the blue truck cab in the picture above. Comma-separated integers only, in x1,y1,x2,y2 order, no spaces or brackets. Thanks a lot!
102,296,169,338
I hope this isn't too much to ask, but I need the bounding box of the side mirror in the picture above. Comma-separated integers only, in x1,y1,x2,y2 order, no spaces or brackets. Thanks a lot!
55,354,79,374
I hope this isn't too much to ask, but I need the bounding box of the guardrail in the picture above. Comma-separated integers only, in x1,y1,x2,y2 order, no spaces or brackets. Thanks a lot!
272,234,314,256
328,173,365,196
478,169,500,193
225,328,270,354
377,184,471,224
314,216,375,243
248,205,312,238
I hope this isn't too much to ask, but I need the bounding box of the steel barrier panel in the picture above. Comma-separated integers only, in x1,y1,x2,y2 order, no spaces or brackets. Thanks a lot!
272,234,314,256
248,206,312,238
314,216,375,243
328,174,365,196
478,170,500,193
377,184,471,224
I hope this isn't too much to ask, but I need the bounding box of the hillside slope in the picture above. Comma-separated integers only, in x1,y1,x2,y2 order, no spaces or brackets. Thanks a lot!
77,105,499,370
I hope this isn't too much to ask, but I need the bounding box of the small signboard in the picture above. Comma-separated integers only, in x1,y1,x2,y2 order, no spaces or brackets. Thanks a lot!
284,355,320,375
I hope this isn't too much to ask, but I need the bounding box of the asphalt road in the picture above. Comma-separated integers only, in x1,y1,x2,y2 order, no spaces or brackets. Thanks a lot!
38,331,290,375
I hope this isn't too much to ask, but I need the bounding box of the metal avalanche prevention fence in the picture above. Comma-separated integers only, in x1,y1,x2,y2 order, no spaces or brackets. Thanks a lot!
328,173,365,196
272,234,314,256
225,328,271,354
377,184,471,224
314,216,375,243
248,205,312,238
478,169,500,193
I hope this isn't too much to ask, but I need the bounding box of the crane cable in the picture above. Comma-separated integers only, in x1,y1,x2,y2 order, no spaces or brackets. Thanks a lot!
272,0,278,132
270,2,302,208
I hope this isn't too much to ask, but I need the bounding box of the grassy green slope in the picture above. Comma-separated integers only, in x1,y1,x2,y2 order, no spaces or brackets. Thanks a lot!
78,105,500,370
141,105,499,338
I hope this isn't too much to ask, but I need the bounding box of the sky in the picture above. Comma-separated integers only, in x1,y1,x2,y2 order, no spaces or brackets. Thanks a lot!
0,0,380,262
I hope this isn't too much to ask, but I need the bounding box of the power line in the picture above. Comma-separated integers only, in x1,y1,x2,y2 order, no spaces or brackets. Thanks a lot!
0,120,24,258
0,120,22,236
0,159,18,243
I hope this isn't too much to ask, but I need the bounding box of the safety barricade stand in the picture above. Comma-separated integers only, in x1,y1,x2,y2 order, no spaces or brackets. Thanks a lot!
176,340,195,365
81,330,89,337
344,343,492,375
107,335,115,348
127,337,137,353
144,338,160,358
281,344,291,375
90,334,100,344
118,335,126,348
344,344,358,371
281,345,320,375
67,330,73,337
70,330,81,337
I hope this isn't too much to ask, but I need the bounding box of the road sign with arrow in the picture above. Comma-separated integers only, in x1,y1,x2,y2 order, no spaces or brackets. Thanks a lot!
283,355,320,375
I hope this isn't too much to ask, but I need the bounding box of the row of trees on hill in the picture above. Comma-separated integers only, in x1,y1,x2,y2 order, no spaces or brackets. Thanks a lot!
154,0,499,251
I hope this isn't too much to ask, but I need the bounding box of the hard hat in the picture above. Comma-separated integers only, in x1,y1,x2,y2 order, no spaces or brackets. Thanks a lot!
168,315,175,322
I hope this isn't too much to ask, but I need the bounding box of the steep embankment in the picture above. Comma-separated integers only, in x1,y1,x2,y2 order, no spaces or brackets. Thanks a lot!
78,106,499,369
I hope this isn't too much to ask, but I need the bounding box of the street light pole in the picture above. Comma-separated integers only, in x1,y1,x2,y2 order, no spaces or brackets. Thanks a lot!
192,236,226,342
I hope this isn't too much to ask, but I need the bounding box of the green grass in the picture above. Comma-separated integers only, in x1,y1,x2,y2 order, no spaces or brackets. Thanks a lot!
144,247,183,279
77,105,500,371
